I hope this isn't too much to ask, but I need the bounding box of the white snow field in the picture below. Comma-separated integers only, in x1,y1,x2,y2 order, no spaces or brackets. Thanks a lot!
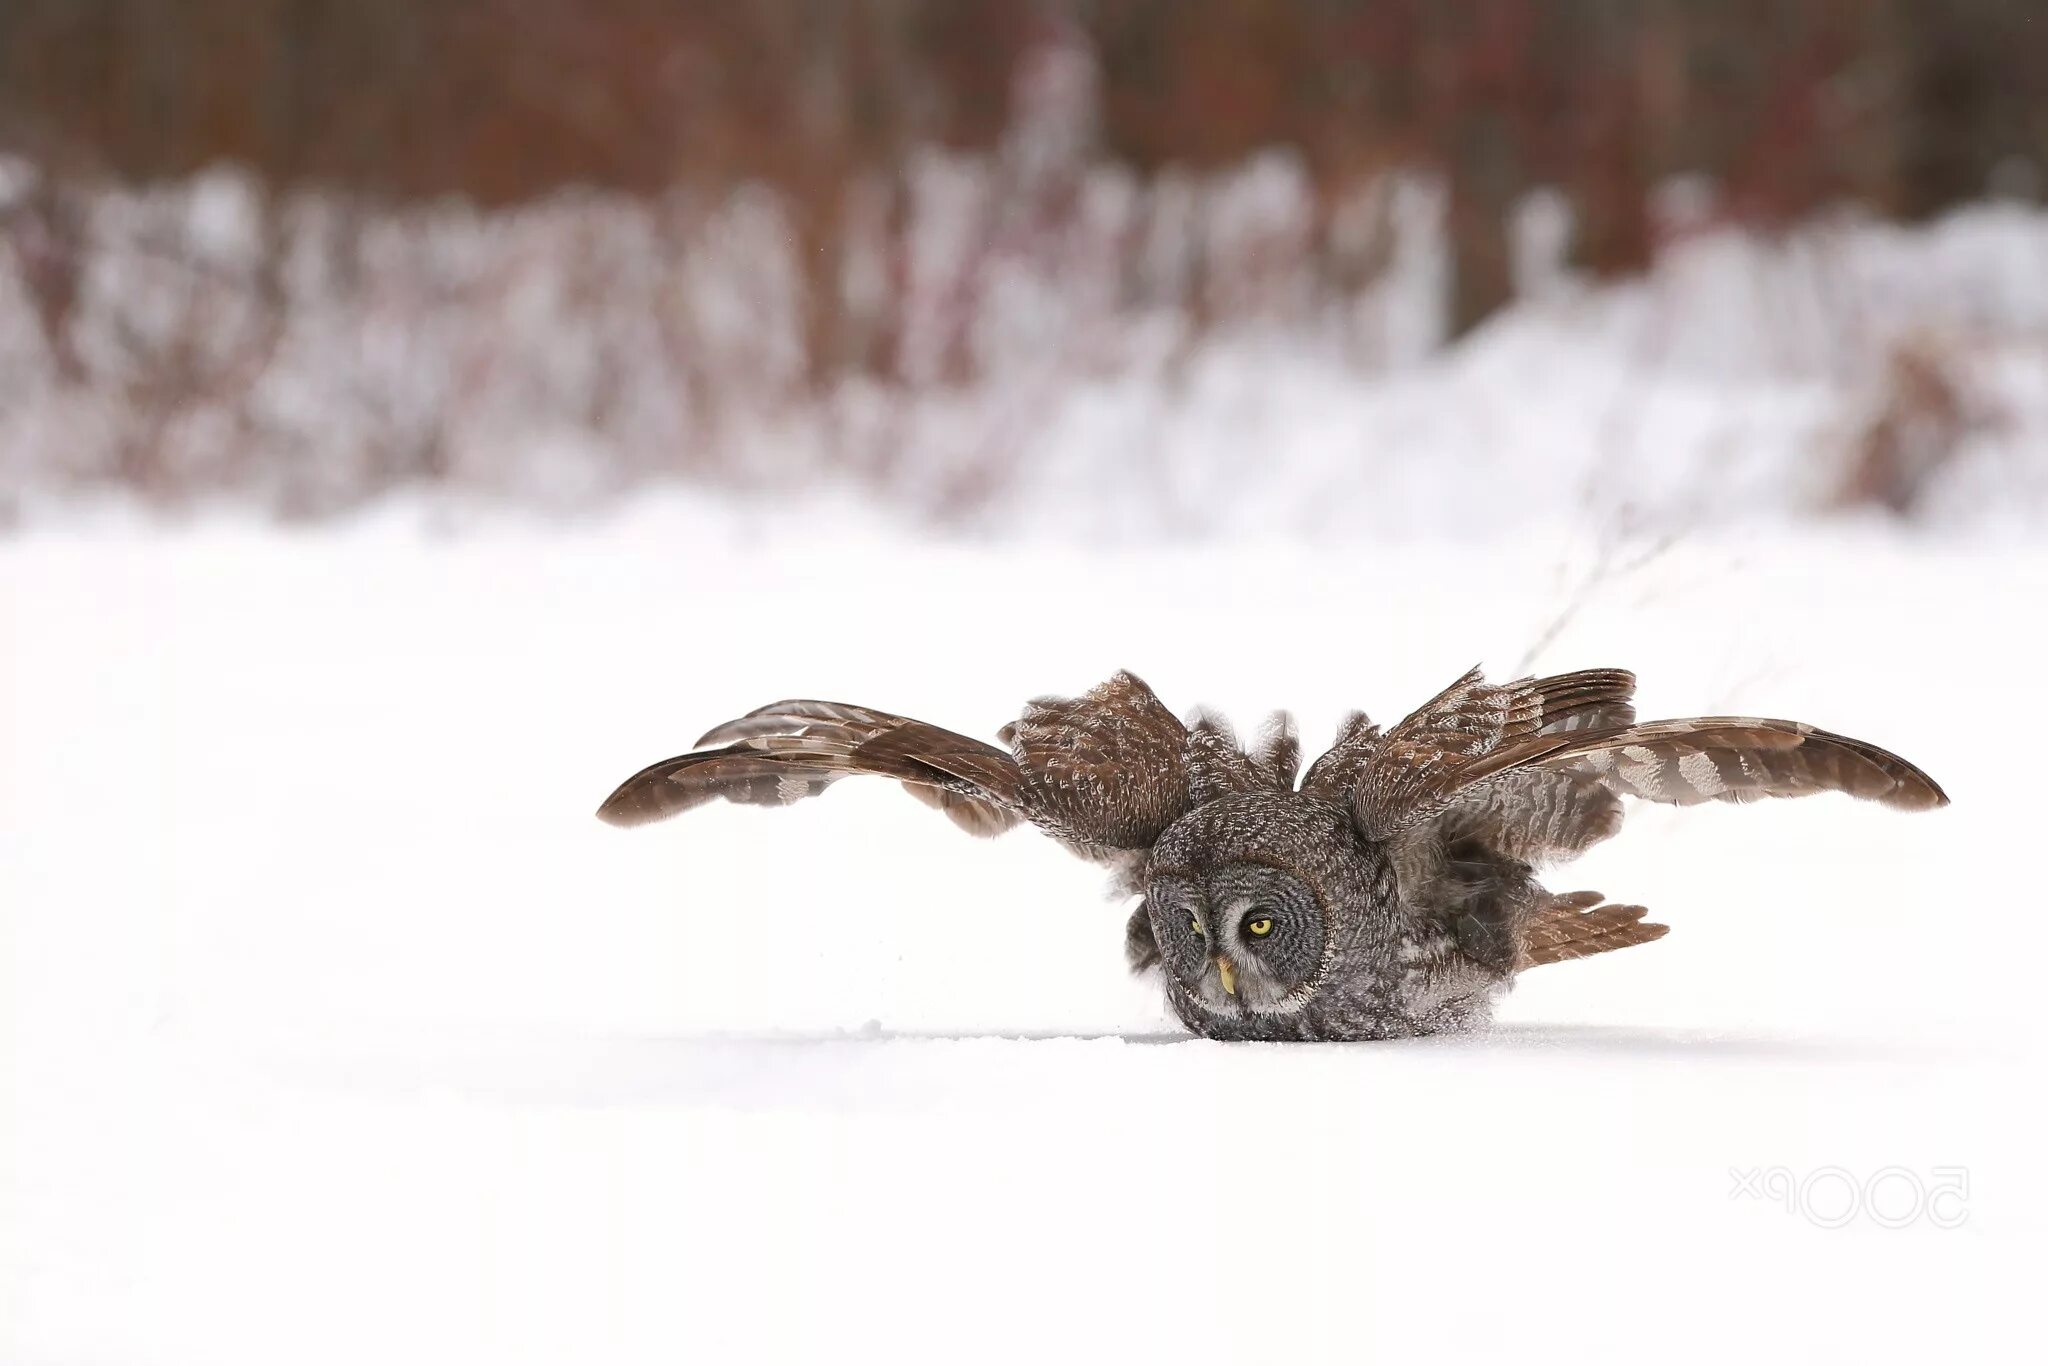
4,507,2043,1363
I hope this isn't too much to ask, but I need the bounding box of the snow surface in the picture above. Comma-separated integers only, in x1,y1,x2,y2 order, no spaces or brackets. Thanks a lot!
4,506,2043,1363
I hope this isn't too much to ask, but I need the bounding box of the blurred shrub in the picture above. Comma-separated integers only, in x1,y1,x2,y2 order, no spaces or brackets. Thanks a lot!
1,1,2044,523
1835,335,1991,519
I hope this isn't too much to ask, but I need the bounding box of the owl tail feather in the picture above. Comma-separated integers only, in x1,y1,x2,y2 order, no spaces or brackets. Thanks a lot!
1519,891,1668,968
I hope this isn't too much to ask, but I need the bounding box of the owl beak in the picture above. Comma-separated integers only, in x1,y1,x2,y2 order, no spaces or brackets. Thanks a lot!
1214,957,1237,996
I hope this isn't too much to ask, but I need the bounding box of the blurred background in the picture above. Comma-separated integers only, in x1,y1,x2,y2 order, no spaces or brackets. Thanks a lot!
1,0,2044,536
8,11,2046,1363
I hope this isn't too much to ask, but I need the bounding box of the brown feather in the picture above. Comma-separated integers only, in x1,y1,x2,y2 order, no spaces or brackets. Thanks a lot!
1246,711,1303,793
1299,710,1381,800
1354,666,1944,842
601,670,1208,864
898,781,1024,837
1353,668,1639,838
1520,893,1669,967
1449,769,1625,865
597,702,1025,831
1551,717,1949,810
1001,670,1194,857
1184,710,1261,806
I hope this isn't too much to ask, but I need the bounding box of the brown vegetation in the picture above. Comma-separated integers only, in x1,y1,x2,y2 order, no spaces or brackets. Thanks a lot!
4,0,2044,352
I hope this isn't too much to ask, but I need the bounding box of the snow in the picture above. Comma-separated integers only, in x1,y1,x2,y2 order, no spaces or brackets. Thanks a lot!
4,508,2042,1363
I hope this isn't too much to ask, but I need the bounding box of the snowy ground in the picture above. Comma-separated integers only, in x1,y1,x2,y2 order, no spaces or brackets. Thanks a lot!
4,504,2043,1363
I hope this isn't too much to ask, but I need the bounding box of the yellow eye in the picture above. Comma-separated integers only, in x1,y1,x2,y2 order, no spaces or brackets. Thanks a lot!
1189,917,1205,938
1246,916,1274,937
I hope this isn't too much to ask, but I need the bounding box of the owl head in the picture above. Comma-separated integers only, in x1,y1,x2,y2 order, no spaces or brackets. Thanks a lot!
1138,790,1376,1023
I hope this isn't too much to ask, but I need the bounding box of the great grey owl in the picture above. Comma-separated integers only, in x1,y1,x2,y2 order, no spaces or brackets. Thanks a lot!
597,667,1946,1041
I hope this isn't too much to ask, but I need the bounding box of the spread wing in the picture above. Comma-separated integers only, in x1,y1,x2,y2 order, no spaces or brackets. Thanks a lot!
998,670,1195,860
1352,665,1948,859
596,700,1028,836
1349,666,1640,840
598,672,1206,873
1351,666,1944,976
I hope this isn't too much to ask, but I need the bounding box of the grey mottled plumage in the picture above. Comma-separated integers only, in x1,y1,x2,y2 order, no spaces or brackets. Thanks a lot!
597,667,1947,1041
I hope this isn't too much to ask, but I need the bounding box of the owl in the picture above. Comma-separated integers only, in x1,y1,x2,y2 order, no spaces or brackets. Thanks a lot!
597,667,1946,1041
